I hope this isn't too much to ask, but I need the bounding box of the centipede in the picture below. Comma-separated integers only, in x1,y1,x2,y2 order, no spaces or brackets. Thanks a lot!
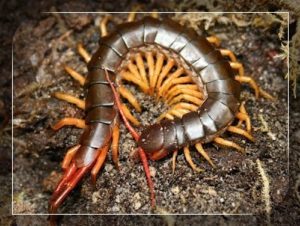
49,12,275,215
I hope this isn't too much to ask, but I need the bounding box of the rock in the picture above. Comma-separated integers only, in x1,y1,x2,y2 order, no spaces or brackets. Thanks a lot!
134,201,142,210
149,166,156,177
171,186,180,195
92,191,100,204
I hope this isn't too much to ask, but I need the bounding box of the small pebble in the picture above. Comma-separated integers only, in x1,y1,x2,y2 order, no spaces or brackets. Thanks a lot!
134,201,142,210
105,164,113,172
30,54,39,66
207,187,217,196
115,195,120,203
92,191,100,204
112,205,120,212
150,166,156,177
133,193,141,200
171,186,180,195
180,194,186,204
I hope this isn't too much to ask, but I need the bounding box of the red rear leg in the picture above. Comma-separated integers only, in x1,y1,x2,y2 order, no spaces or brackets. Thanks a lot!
49,164,91,213
105,69,156,208
50,162,77,202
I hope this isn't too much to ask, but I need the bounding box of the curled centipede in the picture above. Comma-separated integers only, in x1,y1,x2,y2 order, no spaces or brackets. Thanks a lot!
49,12,274,215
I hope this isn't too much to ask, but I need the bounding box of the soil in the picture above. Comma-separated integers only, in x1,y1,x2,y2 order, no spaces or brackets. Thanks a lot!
1,1,299,226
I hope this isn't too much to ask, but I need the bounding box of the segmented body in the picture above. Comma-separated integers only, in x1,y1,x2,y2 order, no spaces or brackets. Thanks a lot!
50,14,271,215
78,16,240,164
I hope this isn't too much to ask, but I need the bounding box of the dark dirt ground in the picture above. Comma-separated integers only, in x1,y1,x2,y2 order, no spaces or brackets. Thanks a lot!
1,0,299,226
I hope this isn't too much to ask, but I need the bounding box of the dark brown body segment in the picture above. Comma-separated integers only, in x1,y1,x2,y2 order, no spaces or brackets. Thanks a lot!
117,20,145,48
154,18,184,47
160,120,177,151
85,16,241,156
143,17,161,43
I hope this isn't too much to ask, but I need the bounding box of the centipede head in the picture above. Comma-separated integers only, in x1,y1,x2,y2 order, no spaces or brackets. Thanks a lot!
138,122,174,160
138,123,164,153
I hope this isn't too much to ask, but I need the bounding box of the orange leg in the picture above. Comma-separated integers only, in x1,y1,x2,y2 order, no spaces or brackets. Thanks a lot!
157,102,199,121
150,11,158,18
146,52,155,93
168,93,203,106
170,108,189,118
172,150,178,174
232,64,275,100
235,75,259,98
158,68,184,98
100,15,111,37
173,102,199,111
118,86,142,112
235,102,252,133
150,52,164,93
127,62,149,93
121,103,141,126
160,76,193,98
195,143,215,168
236,102,248,128
135,53,149,86
127,62,140,78
227,126,255,142
156,58,175,91
230,62,245,77
207,36,221,47
161,113,174,121
220,49,237,62
236,111,251,133
52,117,86,130
184,146,204,173
61,145,81,170
224,50,273,98
166,89,204,104
111,122,120,170
127,9,137,22
54,92,85,110
158,108,188,121
120,70,149,93
214,137,244,153
156,110,173,122
258,87,276,100
165,84,199,100
64,64,86,86
77,43,91,63
91,144,110,186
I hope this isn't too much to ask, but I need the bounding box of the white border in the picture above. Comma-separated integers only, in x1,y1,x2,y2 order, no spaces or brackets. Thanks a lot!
287,12,290,176
12,44,14,216
42,11,289,14
12,11,290,216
